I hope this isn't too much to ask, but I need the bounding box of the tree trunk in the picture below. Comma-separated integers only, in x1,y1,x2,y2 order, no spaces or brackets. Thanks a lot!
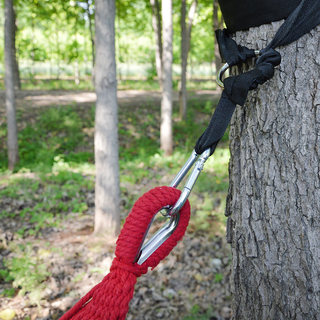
150,0,162,88
160,0,173,156
94,0,120,236
226,22,320,319
86,0,95,81
12,7,20,90
74,60,80,85
55,26,61,80
213,0,222,85
4,0,19,170
179,0,197,120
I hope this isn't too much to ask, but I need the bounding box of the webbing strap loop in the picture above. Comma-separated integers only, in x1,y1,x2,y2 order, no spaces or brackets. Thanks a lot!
224,48,281,106
215,29,257,67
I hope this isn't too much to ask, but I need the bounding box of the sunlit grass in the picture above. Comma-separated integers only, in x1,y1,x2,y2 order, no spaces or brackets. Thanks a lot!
0,77,218,91
1,242,50,305
0,169,93,237
182,305,214,320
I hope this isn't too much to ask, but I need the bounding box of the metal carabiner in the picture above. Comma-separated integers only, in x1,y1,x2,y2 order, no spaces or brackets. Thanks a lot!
135,148,211,265
216,50,261,89
216,63,229,89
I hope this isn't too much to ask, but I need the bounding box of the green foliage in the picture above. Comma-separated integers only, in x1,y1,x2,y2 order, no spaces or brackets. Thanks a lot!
214,273,224,283
20,79,95,91
2,243,50,305
0,269,14,283
0,170,92,237
0,78,219,92
0,0,222,82
183,305,214,320
0,104,93,172
1,287,16,298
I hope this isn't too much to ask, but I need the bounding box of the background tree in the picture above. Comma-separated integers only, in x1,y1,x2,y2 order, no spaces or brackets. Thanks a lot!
4,0,19,170
11,5,20,90
160,0,173,156
94,0,120,236
179,0,197,120
149,0,162,87
212,0,223,82
226,22,320,319
84,0,95,72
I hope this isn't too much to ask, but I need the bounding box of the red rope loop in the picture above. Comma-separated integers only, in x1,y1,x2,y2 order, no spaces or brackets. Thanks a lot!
60,186,190,320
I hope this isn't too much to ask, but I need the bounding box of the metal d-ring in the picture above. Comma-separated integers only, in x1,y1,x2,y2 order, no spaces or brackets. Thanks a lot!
216,50,261,89
216,62,229,89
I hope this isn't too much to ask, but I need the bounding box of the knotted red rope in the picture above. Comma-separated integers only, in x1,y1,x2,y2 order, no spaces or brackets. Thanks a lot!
60,186,190,320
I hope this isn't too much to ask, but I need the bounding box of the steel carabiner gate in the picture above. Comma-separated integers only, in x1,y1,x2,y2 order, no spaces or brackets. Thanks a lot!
135,148,211,265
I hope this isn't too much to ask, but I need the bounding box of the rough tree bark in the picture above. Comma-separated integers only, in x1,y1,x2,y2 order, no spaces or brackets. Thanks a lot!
226,22,320,319
179,0,197,120
94,0,120,236
150,0,162,88
4,0,19,170
160,0,173,156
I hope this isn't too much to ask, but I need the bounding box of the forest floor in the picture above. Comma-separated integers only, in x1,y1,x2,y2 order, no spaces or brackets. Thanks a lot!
0,89,232,320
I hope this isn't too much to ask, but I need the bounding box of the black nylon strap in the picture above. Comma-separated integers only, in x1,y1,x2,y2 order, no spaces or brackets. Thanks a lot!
195,0,320,155
218,0,301,33
215,29,256,67
195,91,236,154
223,49,281,106
266,0,320,50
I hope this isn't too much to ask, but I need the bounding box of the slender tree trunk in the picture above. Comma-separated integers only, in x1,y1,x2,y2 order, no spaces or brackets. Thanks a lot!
31,18,36,78
160,0,173,156
213,0,223,87
94,0,120,236
226,22,320,319
86,0,95,81
150,0,162,88
74,22,80,85
12,7,20,90
74,60,80,85
179,0,197,120
55,26,61,80
4,0,19,170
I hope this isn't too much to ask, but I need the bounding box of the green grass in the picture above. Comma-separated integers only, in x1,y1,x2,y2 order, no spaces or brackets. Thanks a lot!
1,242,50,305
0,171,92,238
183,305,214,320
21,78,95,91
0,104,94,172
214,273,224,283
0,77,217,91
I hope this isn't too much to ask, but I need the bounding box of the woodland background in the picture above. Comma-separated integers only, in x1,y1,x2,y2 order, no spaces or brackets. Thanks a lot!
0,1,232,319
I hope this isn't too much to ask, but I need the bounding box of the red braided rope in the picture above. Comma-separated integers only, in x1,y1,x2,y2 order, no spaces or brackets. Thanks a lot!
60,186,190,320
